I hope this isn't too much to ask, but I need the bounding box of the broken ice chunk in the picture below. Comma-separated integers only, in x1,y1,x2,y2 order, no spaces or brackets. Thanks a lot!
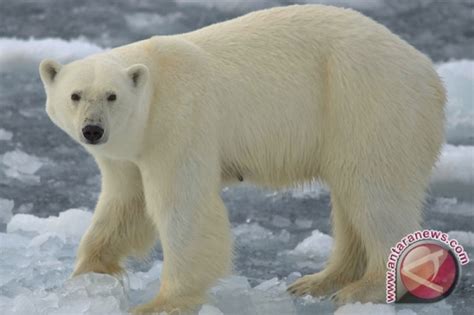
289,230,333,258
213,275,251,292
56,273,127,314
0,296,13,314
0,232,29,249
437,60,474,145
233,223,290,249
431,144,474,200
254,277,281,291
12,294,37,314
286,272,302,285
295,218,312,229
126,262,163,306
272,215,291,228
290,182,330,199
431,197,474,216
279,230,333,270
335,302,397,315
1,149,44,184
404,300,453,315
28,232,66,257
0,128,13,141
448,230,474,247
2,149,43,175
17,202,34,213
250,281,296,315
0,198,14,224
199,304,224,315
7,208,92,239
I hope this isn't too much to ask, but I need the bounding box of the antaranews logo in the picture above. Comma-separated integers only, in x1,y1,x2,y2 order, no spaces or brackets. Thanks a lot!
386,230,470,303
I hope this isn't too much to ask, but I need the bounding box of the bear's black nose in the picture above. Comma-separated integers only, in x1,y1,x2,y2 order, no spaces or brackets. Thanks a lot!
82,125,104,144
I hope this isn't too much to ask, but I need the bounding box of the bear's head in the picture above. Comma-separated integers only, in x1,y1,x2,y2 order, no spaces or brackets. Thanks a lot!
39,57,150,158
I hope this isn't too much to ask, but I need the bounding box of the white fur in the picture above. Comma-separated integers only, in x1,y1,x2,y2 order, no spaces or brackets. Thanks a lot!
39,5,445,313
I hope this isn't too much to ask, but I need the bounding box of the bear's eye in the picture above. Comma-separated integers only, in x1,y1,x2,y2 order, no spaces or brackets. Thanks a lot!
71,93,81,102
107,93,117,102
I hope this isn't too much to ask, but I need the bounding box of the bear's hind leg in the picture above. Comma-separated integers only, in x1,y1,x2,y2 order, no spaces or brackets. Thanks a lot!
73,159,157,277
288,196,366,297
330,182,423,304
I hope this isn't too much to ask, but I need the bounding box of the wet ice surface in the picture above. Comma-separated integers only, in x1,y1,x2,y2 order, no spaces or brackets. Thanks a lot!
1,209,472,314
0,0,473,314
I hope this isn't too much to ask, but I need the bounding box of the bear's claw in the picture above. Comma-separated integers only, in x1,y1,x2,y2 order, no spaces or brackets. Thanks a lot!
287,272,341,298
328,273,386,305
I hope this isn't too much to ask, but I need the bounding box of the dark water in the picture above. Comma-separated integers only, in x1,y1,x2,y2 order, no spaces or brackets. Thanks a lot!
1,0,473,61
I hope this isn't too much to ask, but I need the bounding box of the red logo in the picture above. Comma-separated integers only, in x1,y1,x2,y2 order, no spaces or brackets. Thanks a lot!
400,243,458,301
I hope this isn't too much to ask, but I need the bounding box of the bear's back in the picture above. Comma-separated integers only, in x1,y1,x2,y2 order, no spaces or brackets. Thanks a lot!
182,5,396,58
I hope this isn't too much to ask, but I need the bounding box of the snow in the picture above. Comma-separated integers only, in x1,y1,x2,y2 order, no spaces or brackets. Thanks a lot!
0,37,103,73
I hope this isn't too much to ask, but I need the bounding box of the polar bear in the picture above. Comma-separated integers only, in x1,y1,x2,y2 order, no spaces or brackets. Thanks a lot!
39,5,445,313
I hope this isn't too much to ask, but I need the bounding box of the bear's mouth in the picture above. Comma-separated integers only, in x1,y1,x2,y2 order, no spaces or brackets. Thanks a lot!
84,139,106,145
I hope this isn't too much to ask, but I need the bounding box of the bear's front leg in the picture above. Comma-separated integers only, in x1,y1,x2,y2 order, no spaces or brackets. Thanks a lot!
73,159,157,277
133,159,232,314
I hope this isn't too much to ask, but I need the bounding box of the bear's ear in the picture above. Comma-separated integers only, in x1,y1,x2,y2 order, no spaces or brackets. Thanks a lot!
39,59,63,86
126,64,149,88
